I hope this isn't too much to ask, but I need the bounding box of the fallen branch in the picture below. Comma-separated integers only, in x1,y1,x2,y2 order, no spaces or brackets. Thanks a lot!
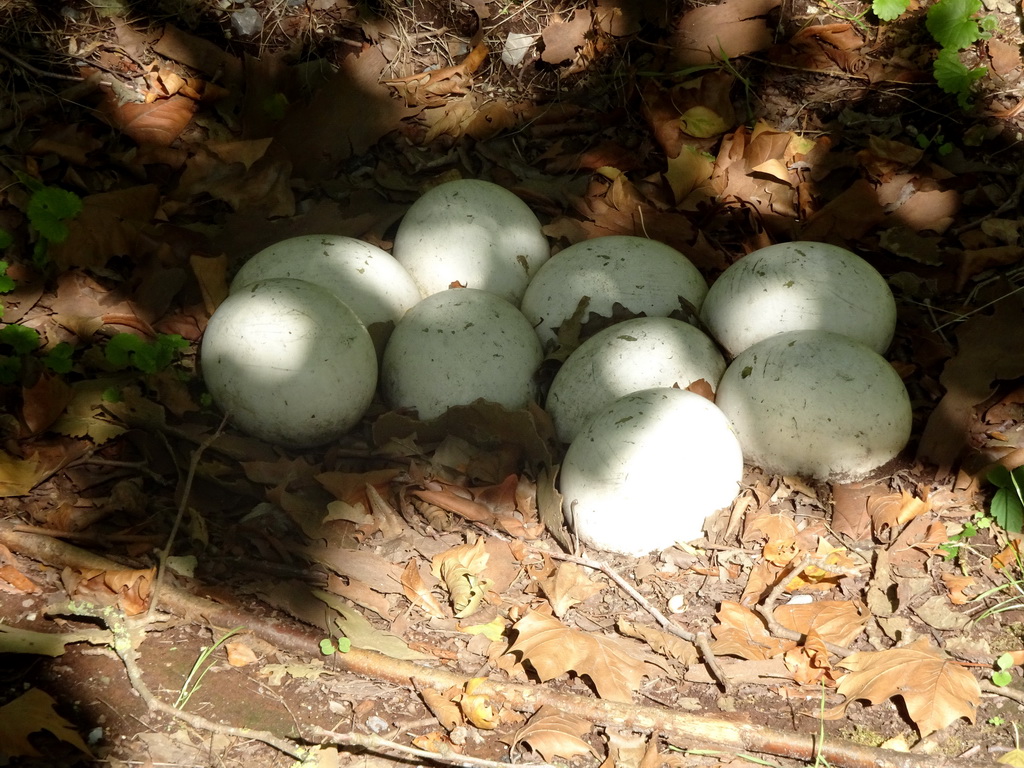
0,522,1002,768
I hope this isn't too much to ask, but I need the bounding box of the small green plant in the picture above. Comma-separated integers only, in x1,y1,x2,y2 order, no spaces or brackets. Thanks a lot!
914,128,955,156
104,333,189,374
175,626,245,709
989,715,1007,726
319,636,352,655
16,173,83,268
871,0,995,107
993,653,1015,687
939,510,992,560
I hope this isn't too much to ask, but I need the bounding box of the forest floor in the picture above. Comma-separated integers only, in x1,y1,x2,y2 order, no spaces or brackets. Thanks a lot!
3,0,1024,767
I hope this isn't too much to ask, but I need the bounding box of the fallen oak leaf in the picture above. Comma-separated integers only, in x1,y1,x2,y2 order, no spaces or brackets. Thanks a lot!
506,610,655,702
0,688,92,758
827,636,980,736
508,704,598,761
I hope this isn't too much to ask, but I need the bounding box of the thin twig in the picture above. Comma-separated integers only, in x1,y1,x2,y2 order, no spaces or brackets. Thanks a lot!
754,555,857,659
64,602,309,760
309,726,555,768
541,548,732,692
0,44,81,80
147,415,228,618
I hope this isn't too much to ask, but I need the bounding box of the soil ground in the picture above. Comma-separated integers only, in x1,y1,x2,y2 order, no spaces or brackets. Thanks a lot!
3,0,1024,767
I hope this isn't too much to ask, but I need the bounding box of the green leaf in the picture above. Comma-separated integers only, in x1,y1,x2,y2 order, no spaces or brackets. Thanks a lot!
0,261,14,294
926,0,985,49
26,186,83,244
0,356,20,385
44,342,75,374
933,48,986,106
873,0,911,21
319,638,336,655
988,465,1014,489
992,670,1013,686
0,230,12,250
105,333,187,373
0,324,41,355
991,487,1024,533
104,333,146,370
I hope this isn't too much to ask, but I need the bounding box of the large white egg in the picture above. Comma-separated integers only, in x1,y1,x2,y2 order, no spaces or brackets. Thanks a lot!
230,234,421,353
561,388,743,556
381,288,543,420
546,317,726,444
715,329,912,481
201,278,377,447
519,236,708,350
700,241,897,357
391,179,550,305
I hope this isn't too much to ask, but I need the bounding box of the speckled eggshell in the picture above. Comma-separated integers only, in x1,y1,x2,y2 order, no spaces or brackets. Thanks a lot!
714,329,912,481
230,234,421,356
391,179,550,305
546,317,726,444
201,278,378,448
381,288,543,420
519,236,708,350
700,241,897,357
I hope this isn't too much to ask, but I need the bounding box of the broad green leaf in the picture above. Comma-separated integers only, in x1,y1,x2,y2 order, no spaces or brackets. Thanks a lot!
873,0,911,21
0,323,40,355
926,0,985,49
0,261,14,294
991,487,1024,532
44,342,74,374
933,48,986,106
26,186,82,244
0,231,12,250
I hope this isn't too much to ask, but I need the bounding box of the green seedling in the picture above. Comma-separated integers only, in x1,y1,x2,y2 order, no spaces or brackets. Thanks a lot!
915,128,954,156
939,511,992,560
16,173,83,268
104,333,188,374
989,715,1007,726
993,653,1015,687
319,636,352,655
175,626,245,709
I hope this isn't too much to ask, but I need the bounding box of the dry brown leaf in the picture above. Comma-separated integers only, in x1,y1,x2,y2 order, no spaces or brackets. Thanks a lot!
672,0,781,66
617,618,698,666
831,481,875,542
402,559,447,619
510,704,598,761
431,539,491,619
506,610,653,702
99,92,196,146
541,10,593,64
418,686,463,731
773,600,867,647
225,641,258,667
0,688,92,758
536,560,605,618
783,629,834,685
828,637,980,736
711,601,795,660
940,573,977,605
868,489,932,539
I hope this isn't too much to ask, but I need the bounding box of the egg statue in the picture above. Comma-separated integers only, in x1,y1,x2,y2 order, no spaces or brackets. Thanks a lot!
520,236,709,351
391,179,550,305
700,240,897,357
714,329,912,481
381,288,543,420
201,278,378,448
546,317,726,444
560,388,743,556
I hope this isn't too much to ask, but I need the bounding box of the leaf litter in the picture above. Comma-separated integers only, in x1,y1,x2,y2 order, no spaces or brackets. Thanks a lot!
3,0,1024,766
